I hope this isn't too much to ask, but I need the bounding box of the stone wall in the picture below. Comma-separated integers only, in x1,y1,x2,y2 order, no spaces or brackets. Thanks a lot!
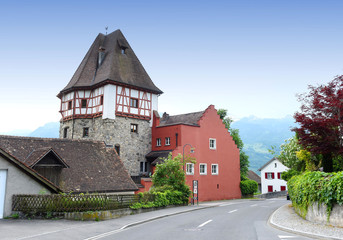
59,116,152,176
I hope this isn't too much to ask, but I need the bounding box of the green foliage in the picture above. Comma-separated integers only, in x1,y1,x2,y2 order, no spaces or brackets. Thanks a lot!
130,190,186,209
152,153,191,201
281,169,300,181
288,171,343,219
277,136,304,171
240,179,258,196
218,108,250,178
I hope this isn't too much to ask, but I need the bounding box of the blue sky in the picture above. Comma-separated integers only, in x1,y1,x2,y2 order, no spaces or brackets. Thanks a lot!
1,0,343,133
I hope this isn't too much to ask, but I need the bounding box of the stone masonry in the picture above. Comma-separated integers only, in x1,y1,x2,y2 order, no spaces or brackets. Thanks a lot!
59,116,152,176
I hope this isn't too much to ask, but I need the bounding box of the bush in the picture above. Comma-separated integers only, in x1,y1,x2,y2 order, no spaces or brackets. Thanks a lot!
240,179,258,196
288,171,343,219
281,169,300,181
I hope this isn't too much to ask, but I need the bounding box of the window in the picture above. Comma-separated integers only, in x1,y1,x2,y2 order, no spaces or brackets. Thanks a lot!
130,98,138,108
81,99,87,108
68,101,72,110
209,138,216,149
140,162,148,173
165,137,170,146
115,144,120,156
83,127,89,137
156,138,161,146
121,48,126,54
63,127,68,138
275,163,277,168
281,186,286,191
199,164,207,175
211,164,218,175
186,163,194,175
130,124,138,133
100,96,104,105
265,172,274,179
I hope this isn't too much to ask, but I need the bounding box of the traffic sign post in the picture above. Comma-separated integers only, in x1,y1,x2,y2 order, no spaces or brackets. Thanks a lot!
192,180,198,205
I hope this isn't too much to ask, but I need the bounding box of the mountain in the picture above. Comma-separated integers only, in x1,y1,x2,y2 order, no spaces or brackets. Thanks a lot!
232,115,296,174
29,122,60,138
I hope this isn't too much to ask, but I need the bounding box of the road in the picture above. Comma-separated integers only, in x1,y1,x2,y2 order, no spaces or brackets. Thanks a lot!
1,198,311,240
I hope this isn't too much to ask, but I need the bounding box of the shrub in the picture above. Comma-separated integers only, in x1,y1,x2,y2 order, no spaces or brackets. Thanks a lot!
288,171,343,219
240,179,258,196
281,169,300,182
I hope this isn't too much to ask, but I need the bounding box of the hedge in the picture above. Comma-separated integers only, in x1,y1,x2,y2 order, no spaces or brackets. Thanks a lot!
240,179,258,196
288,171,343,219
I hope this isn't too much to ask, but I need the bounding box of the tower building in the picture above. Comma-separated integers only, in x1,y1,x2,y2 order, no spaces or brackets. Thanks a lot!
57,30,163,176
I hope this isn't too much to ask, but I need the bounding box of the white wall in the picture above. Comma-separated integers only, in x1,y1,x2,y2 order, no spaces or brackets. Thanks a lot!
103,84,116,119
260,159,289,194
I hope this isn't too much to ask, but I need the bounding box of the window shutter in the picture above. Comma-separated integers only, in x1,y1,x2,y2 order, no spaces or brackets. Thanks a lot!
278,172,281,179
265,173,268,179
272,173,275,179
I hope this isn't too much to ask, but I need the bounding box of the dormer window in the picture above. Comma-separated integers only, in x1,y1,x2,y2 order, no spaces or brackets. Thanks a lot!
121,48,126,54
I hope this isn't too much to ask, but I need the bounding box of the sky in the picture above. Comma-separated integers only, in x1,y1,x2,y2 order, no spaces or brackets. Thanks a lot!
1,0,343,133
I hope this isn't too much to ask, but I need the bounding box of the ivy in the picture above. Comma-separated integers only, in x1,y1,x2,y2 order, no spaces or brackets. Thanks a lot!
288,171,343,220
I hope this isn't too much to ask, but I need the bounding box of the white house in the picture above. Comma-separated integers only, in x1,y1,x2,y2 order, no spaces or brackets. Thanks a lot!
258,158,289,194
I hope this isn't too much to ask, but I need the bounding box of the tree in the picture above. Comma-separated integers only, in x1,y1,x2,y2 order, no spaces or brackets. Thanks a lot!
277,136,304,171
293,75,343,172
218,109,249,178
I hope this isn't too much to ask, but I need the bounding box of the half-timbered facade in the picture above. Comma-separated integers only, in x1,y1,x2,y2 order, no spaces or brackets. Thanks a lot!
57,30,162,176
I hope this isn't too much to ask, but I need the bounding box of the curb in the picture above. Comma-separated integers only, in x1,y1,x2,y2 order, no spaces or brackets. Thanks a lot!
268,204,341,240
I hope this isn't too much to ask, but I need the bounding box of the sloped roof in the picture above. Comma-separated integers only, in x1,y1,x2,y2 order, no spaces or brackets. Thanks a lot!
0,135,137,193
25,147,69,168
146,150,172,165
58,29,162,96
0,148,60,193
258,157,280,171
247,170,261,184
159,111,205,127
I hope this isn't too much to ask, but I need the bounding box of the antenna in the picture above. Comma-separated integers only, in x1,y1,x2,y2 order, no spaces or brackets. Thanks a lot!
105,26,108,35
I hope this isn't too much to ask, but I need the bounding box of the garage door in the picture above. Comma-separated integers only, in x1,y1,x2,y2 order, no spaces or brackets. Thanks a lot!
0,170,7,219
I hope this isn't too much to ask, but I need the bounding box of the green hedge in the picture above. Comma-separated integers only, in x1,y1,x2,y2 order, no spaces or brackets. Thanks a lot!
130,190,186,209
240,179,258,196
288,171,343,218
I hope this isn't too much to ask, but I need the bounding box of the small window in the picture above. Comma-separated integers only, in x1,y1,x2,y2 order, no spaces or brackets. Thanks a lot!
130,98,138,108
63,127,68,138
199,164,207,175
115,144,120,156
68,101,72,110
100,96,104,105
275,163,277,168
186,163,194,175
211,164,219,175
83,127,89,137
140,162,148,173
81,99,87,108
121,48,126,54
265,172,274,179
131,124,138,133
209,138,216,149
165,137,170,146
156,138,161,146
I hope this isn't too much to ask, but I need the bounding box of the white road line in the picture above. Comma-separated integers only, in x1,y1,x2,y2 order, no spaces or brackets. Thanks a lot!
219,202,244,207
197,219,213,228
278,235,297,239
228,209,237,213
84,229,125,240
250,204,258,207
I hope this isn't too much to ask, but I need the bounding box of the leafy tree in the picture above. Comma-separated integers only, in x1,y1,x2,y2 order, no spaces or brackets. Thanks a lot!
218,109,249,178
277,136,304,171
152,154,191,202
293,75,343,172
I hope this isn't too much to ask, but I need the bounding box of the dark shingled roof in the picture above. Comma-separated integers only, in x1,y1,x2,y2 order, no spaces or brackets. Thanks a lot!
146,150,172,165
0,135,138,193
58,29,163,96
159,111,205,127
247,170,261,184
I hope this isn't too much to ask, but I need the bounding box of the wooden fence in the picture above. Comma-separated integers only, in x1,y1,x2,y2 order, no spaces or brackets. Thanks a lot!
12,194,139,213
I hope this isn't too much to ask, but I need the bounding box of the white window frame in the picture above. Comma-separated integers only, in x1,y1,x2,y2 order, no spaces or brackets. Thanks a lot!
186,163,194,175
156,138,161,147
199,163,207,175
209,138,216,149
165,137,170,146
267,172,273,179
211,164,219,175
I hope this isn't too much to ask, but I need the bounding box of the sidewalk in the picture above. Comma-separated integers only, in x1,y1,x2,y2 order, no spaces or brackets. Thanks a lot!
270,203,343,240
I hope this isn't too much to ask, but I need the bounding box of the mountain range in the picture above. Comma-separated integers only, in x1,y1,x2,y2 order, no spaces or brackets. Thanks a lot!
0,116,296,175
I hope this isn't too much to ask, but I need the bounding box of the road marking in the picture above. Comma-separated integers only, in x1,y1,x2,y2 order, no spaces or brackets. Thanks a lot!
219,202,243,207
250,204,258,207
84,229,125,240
278,236,297,239
197,219,213,228
228,209,237,213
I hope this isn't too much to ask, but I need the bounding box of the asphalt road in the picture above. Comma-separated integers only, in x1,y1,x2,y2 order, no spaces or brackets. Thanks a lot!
1,198,312,240
84,199,311,240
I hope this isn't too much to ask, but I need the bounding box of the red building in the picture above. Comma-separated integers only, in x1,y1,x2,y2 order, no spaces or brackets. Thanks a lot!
144,105,241,201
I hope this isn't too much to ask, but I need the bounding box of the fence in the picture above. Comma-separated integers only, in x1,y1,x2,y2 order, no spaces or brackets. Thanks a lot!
12,194,139,214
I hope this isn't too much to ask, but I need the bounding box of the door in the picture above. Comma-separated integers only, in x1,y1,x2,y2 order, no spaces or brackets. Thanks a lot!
0,170,7,219
268,185,273,192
